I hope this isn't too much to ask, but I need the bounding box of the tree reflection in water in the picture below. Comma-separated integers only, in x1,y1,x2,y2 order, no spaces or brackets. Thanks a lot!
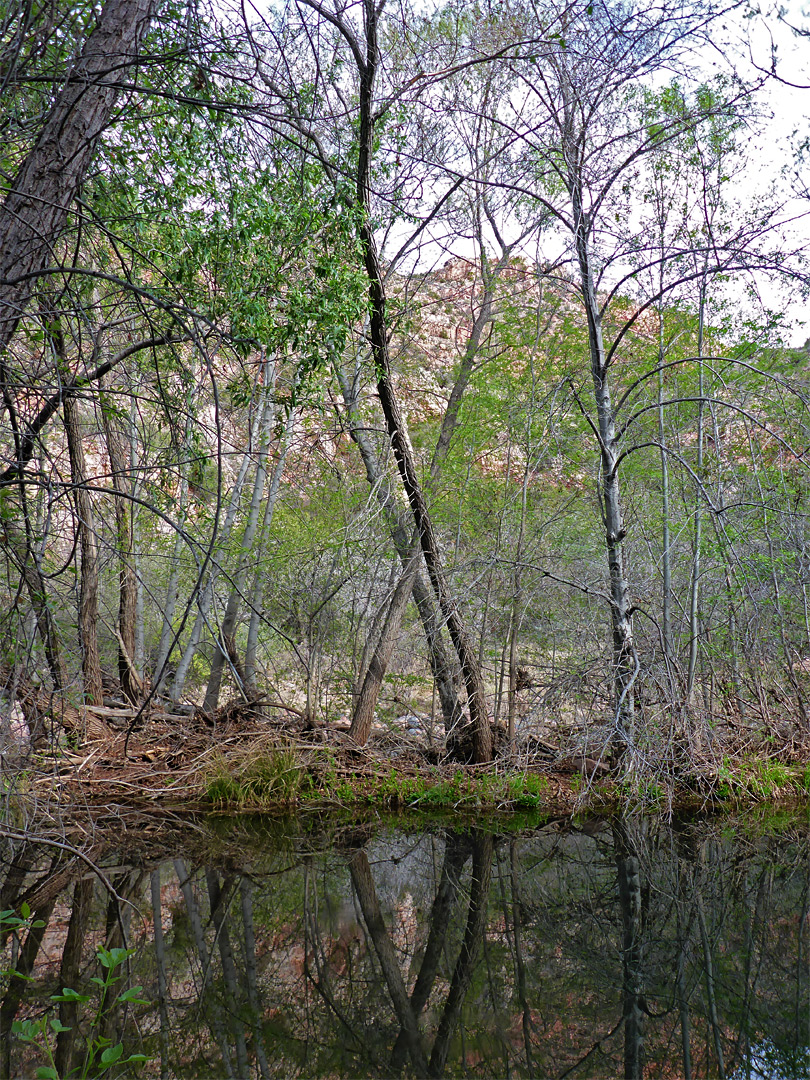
0,815,808,1078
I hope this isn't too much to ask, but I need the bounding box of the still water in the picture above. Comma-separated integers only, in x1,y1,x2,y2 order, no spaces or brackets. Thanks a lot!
1,811,808,1078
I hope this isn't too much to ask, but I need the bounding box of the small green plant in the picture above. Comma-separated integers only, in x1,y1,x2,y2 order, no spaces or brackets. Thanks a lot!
3,908,148,1079
507,773,549,809
1,902,44,978
204,738,302,808
715,756,803,801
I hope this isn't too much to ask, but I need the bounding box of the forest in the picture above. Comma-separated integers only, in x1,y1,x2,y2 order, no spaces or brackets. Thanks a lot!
2,0,810,808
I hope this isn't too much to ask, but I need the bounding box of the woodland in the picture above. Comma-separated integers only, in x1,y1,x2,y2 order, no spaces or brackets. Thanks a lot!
2,0,810,807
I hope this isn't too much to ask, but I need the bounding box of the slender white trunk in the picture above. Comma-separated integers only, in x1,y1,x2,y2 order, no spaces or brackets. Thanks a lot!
244,404,296,691
154,472,190,693
203,360,278,710
658,302,672,659
130,397,145,673
686,285,706,704
170,385,268,702
570,172,637,756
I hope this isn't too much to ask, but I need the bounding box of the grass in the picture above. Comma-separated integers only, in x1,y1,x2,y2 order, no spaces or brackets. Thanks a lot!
714,756,808,802
202,744,555,812
200,738,810,814
312,767,553,812
203,737,303,809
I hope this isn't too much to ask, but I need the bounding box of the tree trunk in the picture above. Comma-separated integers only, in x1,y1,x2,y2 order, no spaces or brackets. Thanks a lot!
153,473,189,694
349,849,430,1076
0,0,155,354
101,391,139,701
203,360,277,712
686,284,706,705
349,548,420,744
354,0,491,763
244,404,295,692
0,521,65,691
614,821,645,1080
337,366,463,740
150,870,171,1080
63,396,102,706
170,421,258,702
54,876,93,1078
0,897,57,1080
240,878,271,1080
363,244,491,762
343,188,505,748
389,832,471,1073
428,831,494,1076
569,167,636,762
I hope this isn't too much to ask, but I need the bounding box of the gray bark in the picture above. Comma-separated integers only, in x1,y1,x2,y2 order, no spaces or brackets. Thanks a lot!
54,876,93,1078
614,822,645,1080
150,869,170,1080
101,390,139,701
337,366,462,739
354,0,491,763
0,0,155,353
205,871,249,1077
389,833,470,1073
240,878,271,1080
153,473,189,694
0,521,65,691
203,360,277,711
686,285,706,704
349,849,430,1076
244,403,295,691
429,832,494,1076
63,396,102,706
173,859,235,1076
170,418,258,702
349,548,421,744
565,128,637,761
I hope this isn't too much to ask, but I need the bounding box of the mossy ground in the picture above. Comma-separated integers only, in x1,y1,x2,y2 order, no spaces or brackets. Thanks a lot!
199,737,810,815
12,710,810,818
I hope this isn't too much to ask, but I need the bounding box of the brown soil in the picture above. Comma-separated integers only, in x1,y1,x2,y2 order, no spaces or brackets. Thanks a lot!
9,696,594,817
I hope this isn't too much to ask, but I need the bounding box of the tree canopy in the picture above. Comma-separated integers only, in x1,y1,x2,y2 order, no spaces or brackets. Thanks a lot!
1,0,809,786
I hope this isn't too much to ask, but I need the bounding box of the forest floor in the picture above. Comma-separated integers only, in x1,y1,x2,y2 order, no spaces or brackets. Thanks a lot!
7,695,810,821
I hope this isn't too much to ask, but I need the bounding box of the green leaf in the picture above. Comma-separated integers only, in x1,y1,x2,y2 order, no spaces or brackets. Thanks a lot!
12,1018,41,1040
117,985,148,1005
96,946,131,970
35,1068,58,1080
20,901,31,919
52,987,90,1003
49,1018,72,1032
100,1043,124,1065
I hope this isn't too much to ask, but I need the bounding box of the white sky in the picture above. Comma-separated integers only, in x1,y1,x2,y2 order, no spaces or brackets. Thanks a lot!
734,2,810,344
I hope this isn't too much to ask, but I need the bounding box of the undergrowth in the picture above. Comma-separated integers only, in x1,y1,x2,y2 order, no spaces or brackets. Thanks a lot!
203,738,303,808
714,756,810,802
202,741,554,812
201,738,810,813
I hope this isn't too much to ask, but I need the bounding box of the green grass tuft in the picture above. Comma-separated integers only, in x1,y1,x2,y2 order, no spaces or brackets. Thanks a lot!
203,738,302,808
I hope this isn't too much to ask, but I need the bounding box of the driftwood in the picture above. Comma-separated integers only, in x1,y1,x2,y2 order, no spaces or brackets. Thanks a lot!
18,685,114,742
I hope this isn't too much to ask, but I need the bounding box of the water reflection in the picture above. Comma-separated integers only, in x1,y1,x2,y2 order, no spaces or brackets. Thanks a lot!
1,813,808,1078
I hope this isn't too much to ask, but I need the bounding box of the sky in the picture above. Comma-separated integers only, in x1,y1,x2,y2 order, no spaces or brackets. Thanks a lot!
737,1,810,344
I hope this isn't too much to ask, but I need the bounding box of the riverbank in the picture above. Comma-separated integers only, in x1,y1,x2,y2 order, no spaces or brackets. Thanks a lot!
7,703,810,820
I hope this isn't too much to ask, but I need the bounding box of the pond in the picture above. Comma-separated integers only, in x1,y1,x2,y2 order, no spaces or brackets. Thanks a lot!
1,810,808,1078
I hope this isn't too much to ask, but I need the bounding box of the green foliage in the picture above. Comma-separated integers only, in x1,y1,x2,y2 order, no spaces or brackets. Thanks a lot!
203,739,303,808
715,757,804,802
3,919,149,1079
302,763,551,812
